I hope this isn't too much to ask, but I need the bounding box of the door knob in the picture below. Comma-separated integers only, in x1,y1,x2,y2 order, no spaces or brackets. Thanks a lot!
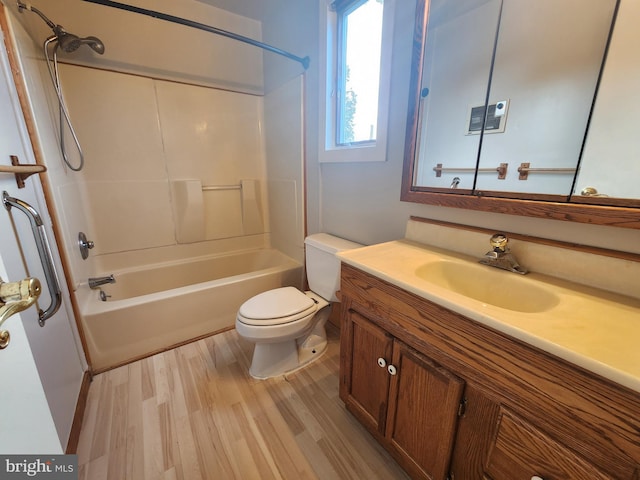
0,277,42,349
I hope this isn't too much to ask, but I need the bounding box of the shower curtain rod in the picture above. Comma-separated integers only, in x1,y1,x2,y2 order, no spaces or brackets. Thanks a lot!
82,0,310,70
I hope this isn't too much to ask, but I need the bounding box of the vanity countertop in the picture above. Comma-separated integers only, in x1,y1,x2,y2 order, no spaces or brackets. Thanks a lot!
338,240,640,393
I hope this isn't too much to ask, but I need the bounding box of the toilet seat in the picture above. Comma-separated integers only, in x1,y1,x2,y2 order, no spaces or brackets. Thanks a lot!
237,287,318,326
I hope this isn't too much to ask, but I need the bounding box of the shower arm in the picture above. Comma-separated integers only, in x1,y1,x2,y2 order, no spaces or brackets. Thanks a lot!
16,1,55,28
82,0,311,70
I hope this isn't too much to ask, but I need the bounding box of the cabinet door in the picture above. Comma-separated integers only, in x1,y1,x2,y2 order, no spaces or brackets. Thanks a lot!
485,408,616,480
386,342,465,480
340,309,394,436
449,384,501,479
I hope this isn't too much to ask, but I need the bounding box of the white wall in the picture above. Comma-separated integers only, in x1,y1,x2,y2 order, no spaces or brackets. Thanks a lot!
60,65,268,253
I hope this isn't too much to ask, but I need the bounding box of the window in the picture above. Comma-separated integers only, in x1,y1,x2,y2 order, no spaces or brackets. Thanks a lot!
319,0,394,162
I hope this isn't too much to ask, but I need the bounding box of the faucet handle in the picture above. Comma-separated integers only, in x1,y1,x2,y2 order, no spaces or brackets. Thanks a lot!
489,233,509,252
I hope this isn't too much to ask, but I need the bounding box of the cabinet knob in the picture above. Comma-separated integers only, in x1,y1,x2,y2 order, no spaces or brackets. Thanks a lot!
531,476,544,480
387,365,397,376
377,357,387,368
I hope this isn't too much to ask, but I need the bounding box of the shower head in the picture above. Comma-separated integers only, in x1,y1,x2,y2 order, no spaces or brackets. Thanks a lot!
53,26,81,53
80,36,105,55
18,1,105,55
52,26,105,55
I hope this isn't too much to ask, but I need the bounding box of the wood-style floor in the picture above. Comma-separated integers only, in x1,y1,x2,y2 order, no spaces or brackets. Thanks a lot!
77,325,410,480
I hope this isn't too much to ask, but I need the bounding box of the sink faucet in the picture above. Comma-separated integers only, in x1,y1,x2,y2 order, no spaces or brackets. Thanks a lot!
88,274,115,289
479,233,528,275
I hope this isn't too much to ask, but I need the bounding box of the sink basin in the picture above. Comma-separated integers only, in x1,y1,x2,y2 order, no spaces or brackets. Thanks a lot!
415,260,560,313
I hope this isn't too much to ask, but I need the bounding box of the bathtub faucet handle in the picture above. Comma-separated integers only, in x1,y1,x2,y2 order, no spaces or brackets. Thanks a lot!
78,232,95,260
88,274,115,289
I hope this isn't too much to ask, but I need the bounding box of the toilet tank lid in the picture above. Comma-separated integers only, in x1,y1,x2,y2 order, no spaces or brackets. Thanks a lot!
304,233,363,254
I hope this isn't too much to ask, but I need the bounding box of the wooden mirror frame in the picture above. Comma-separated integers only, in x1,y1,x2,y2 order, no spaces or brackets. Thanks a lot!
401,0,640,230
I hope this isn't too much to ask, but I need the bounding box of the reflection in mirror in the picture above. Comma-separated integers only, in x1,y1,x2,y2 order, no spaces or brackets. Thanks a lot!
413,0,616,197
414,0,501,192
476,0,616,196
574,0,640,203
401,0,640,229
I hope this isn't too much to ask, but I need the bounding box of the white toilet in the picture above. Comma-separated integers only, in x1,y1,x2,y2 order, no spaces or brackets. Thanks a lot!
235,233,362,379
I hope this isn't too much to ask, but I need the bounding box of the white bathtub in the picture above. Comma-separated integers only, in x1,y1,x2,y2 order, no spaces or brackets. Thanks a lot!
76,248,302,372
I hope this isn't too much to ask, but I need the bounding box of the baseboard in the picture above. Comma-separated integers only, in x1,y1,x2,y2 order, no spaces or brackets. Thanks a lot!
66,370,92,454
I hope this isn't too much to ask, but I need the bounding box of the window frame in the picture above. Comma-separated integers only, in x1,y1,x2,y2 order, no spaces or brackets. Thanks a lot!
319,0,395,163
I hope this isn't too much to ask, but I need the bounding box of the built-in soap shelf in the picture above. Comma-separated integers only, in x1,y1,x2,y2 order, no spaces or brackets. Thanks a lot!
171,179,264,243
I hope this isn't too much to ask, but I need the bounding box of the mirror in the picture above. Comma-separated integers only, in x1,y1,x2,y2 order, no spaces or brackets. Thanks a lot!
402,0,640,229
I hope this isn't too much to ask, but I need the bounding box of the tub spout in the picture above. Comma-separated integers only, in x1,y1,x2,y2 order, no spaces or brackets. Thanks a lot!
88,275,115,289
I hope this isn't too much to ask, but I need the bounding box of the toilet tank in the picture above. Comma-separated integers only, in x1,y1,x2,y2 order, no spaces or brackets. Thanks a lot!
304,233,362,302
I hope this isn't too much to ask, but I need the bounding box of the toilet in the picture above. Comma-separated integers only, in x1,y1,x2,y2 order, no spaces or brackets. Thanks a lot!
235,233,362,379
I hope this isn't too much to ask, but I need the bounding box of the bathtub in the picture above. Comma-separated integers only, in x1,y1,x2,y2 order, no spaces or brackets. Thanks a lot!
76,248,302,372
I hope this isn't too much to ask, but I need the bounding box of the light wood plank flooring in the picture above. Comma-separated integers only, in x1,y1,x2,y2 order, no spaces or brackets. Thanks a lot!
77,326,410,479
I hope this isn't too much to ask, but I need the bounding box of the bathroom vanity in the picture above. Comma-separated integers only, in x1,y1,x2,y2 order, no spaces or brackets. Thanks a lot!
337,222,640,480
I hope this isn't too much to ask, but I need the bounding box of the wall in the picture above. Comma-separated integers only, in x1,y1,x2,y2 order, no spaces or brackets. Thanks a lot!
303,0,640,254
60,65,269,253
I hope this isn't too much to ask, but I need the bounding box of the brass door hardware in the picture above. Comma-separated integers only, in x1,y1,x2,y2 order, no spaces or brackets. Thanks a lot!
0,277,42,349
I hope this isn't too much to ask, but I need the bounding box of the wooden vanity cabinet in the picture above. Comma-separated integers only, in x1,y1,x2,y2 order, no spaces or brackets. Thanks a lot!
339,264,640,480
340,309,464,480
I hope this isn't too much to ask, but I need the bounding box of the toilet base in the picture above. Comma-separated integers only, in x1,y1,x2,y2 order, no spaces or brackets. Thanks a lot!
297,319,329,366
248,338,328,379
247,305,331,379
249,340,300,379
